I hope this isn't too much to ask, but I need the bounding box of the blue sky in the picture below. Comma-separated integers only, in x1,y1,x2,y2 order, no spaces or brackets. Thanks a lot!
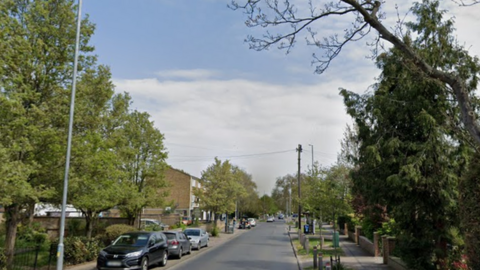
81,1,480,194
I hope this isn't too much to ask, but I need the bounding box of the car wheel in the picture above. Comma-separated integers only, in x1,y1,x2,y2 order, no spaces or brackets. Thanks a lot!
141,257,148,270
177,247,183,259
159,251,167,267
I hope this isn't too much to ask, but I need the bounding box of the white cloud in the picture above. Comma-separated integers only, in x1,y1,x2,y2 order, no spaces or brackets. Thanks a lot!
155,69,220,80
113,65,376,193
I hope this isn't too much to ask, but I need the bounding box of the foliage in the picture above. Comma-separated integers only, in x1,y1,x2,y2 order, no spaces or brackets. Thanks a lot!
194,158,248,227
16,223,47,245
209,227,219,237
61,237,101,265
0,248,5,270
459,151,480,269
301,164,352,230
117,110,169,225
340,2,475,268
104,224,136,243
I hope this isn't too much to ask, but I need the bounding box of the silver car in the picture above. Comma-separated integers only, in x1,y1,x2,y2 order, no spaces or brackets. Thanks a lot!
163,231,192,259
184,228,209,250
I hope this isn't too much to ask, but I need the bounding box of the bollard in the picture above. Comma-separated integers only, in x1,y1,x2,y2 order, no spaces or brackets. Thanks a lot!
319,252,323,270
305,238,309,254
313,246,317,269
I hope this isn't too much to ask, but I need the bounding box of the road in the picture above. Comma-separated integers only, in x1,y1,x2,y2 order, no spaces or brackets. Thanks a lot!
163,220,297,270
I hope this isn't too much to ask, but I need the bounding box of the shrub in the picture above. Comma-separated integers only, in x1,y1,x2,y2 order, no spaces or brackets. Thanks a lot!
210,226,219,237
62,236,101,265
104,224,136,244
143,224,162,232
0,248,6,270
193,217,199,227
67,219,85,237
17,222,48,245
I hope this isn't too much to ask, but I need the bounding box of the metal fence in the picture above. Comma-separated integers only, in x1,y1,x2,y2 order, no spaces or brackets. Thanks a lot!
11,244,57,270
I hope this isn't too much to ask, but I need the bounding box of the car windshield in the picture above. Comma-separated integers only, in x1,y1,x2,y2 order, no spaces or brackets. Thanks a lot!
112,234,149,247
184,230,200,236
164,233,176,240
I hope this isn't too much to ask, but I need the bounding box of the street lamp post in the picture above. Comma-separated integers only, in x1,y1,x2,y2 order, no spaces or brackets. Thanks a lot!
57,1,82,269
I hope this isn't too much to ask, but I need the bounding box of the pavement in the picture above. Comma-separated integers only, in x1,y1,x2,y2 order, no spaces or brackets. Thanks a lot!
288,223,390,270
65,226,249,270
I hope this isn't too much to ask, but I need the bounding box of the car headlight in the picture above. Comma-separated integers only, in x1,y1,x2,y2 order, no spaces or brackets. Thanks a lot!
125,251,142,258
99,250,108,257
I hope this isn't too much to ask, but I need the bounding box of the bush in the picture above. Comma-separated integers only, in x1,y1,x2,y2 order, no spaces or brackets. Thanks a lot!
210,226,219,237
0,248,6,270
61,236,101,265
100,224,136,245
143,224,162,232
17,222,48,245
66,219,85,237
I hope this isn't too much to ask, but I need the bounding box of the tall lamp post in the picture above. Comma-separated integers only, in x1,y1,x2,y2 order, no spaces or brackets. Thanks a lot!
57,1,82,269
308,144,314,168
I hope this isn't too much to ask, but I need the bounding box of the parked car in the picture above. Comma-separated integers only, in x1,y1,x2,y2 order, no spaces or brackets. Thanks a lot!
163,231,192,259
140,219,169,230
278,214,284,219
267,216,275,222
238,217,251,229
97,231,168,270
181,216,193,225
184,228,209,250
247,218,256,227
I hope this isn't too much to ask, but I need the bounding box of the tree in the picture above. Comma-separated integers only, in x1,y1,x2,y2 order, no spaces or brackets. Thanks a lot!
194,158,247,228
233,166,259,217
271,174,297,215
117,110,169,226
67,66,126,238
0,0,95,266
340,3,471,266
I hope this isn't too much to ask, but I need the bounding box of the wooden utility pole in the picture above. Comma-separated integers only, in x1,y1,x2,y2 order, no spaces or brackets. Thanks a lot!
297,144,302,230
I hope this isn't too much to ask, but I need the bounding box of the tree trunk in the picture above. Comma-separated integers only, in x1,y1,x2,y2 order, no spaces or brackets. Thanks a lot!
4,204,21,270
85,211,93,239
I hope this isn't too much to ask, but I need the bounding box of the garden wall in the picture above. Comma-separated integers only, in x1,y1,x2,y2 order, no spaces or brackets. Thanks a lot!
359,235,374,256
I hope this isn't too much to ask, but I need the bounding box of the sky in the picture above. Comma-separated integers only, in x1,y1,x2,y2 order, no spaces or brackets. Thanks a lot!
81,0,480,194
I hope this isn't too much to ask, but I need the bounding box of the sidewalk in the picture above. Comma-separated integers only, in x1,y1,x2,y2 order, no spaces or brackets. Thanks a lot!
289,224,390,270
66,226,249,270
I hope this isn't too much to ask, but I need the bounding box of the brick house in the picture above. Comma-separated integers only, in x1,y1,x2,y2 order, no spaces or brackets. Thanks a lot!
143,167,206,222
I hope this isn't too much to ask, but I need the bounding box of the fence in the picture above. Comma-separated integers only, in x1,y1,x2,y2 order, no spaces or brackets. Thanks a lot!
9,243,57,270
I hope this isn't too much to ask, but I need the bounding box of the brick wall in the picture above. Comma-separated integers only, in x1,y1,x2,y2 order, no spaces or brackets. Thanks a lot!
165,167,192,211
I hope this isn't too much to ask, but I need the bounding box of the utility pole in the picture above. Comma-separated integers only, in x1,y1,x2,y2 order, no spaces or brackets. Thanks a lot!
297,144,302,230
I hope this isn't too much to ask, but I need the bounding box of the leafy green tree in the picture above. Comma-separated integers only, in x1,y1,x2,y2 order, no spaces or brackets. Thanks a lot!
233,166,259,217
67,66,126,238
271,174,297,216
340,3,472,267
117,110,169,226
194,158,247,228
0,0,95,266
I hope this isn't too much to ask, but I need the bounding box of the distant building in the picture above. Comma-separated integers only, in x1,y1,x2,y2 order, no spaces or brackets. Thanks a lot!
142,167,206,221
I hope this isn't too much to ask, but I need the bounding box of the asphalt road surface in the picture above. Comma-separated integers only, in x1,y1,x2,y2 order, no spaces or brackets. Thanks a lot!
165,220,297,270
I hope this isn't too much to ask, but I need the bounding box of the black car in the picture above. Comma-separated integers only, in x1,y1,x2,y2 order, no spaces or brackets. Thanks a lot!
163,231,192,259
97,231,168,270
